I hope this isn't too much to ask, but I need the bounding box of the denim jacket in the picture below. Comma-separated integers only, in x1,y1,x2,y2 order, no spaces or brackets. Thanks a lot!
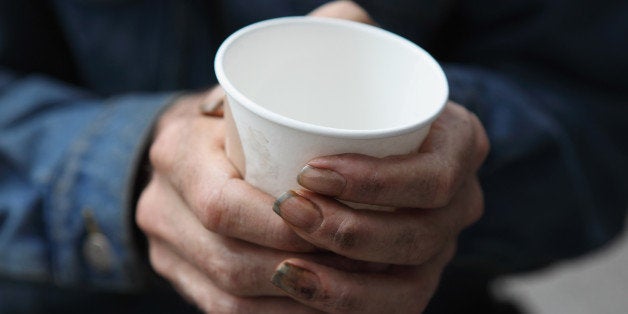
1,0,627,312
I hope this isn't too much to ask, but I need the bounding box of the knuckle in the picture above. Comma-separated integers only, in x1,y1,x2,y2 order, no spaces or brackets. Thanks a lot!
147,243,169,276
330,219,362,252
333,229,358,252
430,167,459,208
345,157,385,202
470,113,490,163
466,180,485,226
135,193,151,232
196,180,231,233
197,193,222,232
477,129,490,160
135,182,159,235
148,134,172,172
355,172,385,200
209,258,251,295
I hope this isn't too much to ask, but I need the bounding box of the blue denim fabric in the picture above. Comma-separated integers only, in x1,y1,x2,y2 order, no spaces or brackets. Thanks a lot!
0,72,177,285
1,0,627,312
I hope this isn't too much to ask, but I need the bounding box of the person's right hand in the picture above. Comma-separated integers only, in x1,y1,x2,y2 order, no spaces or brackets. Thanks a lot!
136,87,347,313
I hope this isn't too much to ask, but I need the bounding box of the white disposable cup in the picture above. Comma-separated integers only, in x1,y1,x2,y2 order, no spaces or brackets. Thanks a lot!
215,17,448,200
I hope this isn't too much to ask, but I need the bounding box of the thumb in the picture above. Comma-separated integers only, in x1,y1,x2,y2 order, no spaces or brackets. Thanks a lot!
308,1,376,25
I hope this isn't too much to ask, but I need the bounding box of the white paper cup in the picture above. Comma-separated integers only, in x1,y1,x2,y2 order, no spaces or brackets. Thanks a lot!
215,17,448,199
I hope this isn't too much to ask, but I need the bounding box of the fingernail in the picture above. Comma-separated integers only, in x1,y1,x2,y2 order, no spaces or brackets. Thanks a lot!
200,97,224,116
297,165,346,196
273,191,322,232
271,262,320,300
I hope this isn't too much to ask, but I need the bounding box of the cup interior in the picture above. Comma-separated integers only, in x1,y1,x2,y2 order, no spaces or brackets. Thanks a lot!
216,17,447,134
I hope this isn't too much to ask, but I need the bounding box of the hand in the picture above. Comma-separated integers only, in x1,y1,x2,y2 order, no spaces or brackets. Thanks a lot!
271,102,490,313
309,0,375,25
137,87,324,313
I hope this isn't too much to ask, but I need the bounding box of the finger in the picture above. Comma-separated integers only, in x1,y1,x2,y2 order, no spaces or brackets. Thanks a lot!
138,175,386,297
273,177,483,264
297,102,489,208
271,243,456,314
147,239,323,314
200,86,226,117
138,175,295,297
308,0,375,25
149,109,315,252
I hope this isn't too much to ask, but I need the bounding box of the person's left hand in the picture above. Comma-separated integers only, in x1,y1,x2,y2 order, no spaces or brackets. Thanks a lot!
270,102,489,313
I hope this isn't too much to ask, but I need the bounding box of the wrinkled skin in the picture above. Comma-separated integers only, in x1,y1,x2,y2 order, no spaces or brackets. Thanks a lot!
136,1,489,313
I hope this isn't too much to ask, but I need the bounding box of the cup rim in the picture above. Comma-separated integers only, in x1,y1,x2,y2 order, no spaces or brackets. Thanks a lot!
214,16,448,140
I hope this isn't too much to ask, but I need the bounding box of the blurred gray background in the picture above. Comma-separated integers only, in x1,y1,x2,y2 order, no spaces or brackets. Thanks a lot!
493,216,628,314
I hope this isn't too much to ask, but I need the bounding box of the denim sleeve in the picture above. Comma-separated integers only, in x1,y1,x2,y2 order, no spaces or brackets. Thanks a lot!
0,69,177,290
443,64,628,274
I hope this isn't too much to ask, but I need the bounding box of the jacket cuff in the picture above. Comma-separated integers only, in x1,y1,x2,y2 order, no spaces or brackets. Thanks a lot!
48,92,177,290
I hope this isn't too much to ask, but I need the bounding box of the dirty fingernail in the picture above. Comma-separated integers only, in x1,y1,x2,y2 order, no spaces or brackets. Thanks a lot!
297,165,346,196
273,191,322,232
271,262,320,300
